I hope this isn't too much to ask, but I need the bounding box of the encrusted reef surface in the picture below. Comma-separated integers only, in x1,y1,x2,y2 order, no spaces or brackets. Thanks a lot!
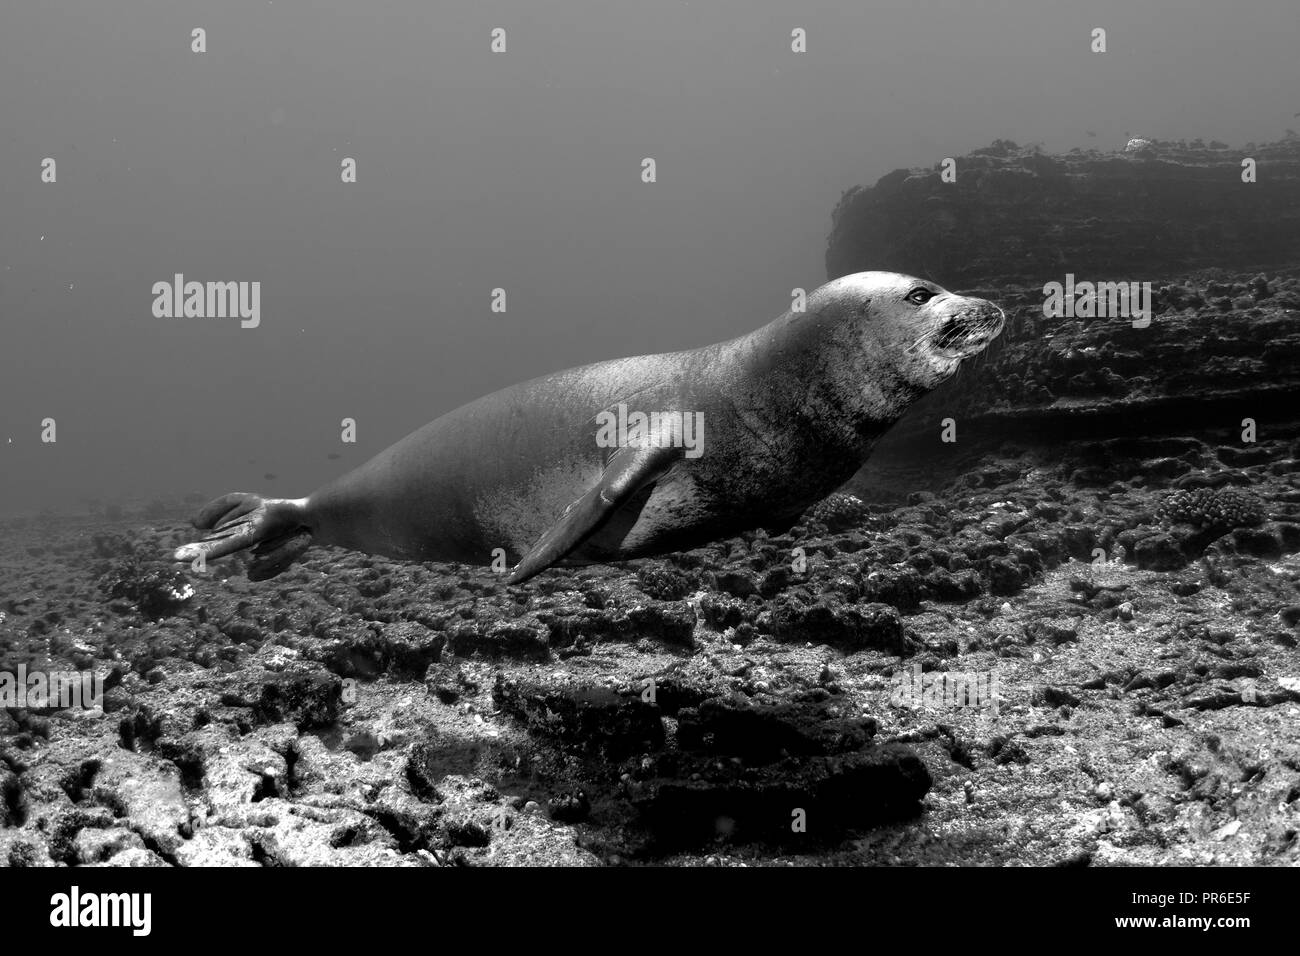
3,435,1299,866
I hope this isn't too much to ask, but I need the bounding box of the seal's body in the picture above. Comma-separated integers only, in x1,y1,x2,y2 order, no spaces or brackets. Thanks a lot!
174,272,1004,583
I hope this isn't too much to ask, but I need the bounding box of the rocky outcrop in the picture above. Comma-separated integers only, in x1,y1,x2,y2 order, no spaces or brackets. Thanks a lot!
826,137,1300,287
849,273,1300,492
826,138,1300,497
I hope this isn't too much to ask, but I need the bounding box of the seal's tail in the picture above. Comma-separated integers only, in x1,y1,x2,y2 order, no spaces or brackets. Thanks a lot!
172,493,313,581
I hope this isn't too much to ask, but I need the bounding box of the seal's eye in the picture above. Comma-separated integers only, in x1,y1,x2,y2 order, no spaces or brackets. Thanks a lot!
906,287,937,305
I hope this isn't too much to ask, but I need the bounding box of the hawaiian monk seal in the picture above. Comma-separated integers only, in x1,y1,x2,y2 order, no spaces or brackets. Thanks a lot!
173,272,1004,584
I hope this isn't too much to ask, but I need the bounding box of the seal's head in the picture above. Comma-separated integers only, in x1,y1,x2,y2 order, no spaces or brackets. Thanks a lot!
816,271,1005,395
759,271,1007,441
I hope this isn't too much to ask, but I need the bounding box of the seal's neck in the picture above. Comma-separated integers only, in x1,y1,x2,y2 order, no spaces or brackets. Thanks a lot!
721,310,922,456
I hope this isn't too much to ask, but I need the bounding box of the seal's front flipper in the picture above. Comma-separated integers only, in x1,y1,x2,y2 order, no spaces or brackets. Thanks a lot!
173,493,312,579
506,444,681,585
248,528,314,581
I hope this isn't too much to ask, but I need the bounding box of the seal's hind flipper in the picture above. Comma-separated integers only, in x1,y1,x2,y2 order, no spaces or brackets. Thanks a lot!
506,444,680,585
173,493,311,579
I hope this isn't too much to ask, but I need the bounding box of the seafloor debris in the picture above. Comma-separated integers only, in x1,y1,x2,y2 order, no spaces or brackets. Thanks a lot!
97,557,194,618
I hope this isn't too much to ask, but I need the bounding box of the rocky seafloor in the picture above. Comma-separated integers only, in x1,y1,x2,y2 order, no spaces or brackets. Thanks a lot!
3,423,1299,866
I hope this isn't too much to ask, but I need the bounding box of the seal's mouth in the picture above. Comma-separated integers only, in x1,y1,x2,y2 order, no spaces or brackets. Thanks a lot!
926,305,1005,358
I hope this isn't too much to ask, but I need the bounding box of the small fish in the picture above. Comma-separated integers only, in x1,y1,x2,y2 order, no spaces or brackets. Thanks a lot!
263,472,277,481
327,453,342,460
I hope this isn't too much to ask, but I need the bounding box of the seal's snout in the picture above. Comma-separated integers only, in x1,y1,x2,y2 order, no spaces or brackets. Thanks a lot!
934,302,1005,355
